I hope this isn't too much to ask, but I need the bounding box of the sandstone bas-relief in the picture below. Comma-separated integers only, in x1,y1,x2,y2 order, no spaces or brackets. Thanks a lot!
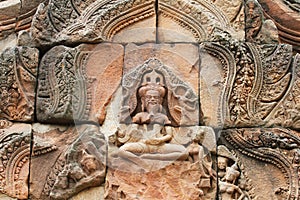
0,46,38,122
105,59,216,199
218,128,300,199
37,43,123,124
200,40,300,130
0,0,300,199
30,124,107,200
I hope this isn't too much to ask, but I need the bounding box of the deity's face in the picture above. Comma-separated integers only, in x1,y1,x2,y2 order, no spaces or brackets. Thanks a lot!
217,157,228,170
144,90,161,108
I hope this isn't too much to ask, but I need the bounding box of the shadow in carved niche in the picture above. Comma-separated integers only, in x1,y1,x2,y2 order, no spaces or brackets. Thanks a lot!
120,58,201,126
129,70,177,126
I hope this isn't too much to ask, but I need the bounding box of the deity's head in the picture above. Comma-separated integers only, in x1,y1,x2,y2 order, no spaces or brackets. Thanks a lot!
138,70,166,113
139,83,165,112
217,156,229,170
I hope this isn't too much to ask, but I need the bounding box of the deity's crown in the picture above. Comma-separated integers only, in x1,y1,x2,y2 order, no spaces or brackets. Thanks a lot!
139,70,166,98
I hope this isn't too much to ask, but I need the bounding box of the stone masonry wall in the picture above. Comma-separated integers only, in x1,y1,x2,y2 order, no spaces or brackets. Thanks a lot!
0,0,300,199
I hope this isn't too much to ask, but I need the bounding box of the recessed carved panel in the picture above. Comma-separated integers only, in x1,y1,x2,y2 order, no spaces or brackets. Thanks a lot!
36,43,123,124
121,57,200,126
30,124,106,200
0,46,38,122
218,128,300,199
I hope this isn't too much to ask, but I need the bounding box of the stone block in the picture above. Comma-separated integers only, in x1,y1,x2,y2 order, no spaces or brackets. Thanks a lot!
0,121,31,200
31,0,156,46
122,43,200,126
249,0,300,51
218,128,300,200
200,41,300,129
157,0,244,43
30,124,107,200
0,46,38,122
106,125,216,200
36,43,123,124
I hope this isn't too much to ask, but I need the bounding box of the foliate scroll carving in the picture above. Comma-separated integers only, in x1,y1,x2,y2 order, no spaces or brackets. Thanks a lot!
37,45,91,123
0,123,32,199
37,43,123,124
48,125,106,200
0,47,38,122
219,128,300,199
269,53,300,129
202,39,298,128
120,58,200,126
31,0,155,46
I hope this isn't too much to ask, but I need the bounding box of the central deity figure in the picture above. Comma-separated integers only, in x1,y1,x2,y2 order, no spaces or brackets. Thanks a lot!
117,69,188,169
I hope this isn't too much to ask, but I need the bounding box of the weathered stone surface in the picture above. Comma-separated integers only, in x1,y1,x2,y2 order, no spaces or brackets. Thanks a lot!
106,124,216,199
37,43,123,124
31,0,156,46
0,33,17,53
0,46,38,122
157,0,244,43
245,0,279,44
30,124,107,200
218,128,300,200
200,40,300,129
70,186,104,200
0,0,45,39
105,161,216,200
257,0,300,51
122,43,200,126
0,121,31,200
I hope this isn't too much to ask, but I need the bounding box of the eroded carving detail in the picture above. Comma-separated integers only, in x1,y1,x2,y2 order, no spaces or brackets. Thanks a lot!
37,45,93,123
0,123,31,199
31,0,155,46
220,128,300,199
245,0,279,43
0,47,38,122
107,125,217,199
159,0,244,42
40,125,106,200
217,145,253,200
